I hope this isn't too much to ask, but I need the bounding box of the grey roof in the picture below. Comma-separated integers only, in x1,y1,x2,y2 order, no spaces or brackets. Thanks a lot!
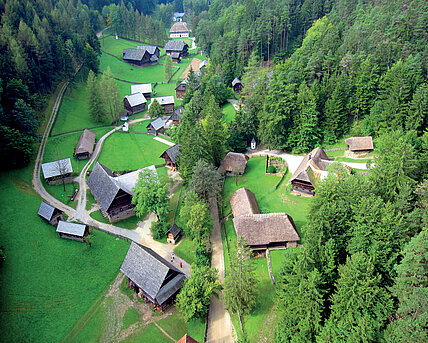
174,105,184,115
75,129,96,156
41,158,73,179
199,60,208,69
147,117,165,131
167,224,181,238
232,78,242,87
164,40,188,52
123,48,146,61
152,96,175,106
161,144,180,163
251,138,256,144
38,201,57,221
171,51,180,59
150,54,159,62
56,221,86,237
125,93,147,107
131,83,152,94
120,242,186,305
137,45,158,55
174,12,185,17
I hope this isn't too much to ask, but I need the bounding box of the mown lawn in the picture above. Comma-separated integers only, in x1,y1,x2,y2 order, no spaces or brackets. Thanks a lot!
222,102,237,123
0,169,130,342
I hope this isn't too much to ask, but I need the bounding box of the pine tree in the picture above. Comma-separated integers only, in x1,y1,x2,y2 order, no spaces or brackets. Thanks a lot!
148,99,164,118
87,70,105,122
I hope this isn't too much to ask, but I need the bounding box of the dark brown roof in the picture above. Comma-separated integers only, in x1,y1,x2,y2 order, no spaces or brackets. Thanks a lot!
345,136,374,151
161,144,180,163
221,152,249,174
74,129,96,156
230,188,260,218
290,147,332,185
167,224,181,238
233,213,300,246
177,334,199,343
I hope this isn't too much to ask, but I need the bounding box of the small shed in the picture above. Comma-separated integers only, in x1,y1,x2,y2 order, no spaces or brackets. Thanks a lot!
175,79,187,99
74,129,96,160
150,96,175,114
167,224,182,244
124,93,147,115
177,334,199,343
38,201,63,226
56,221,88,242
147,117,165,135
168,106,184,124
131,83,152,99
232,78,243,93
160,144,180,170
171,51,181,63
41,158,73,185
219,152,249,175
345,136,374,157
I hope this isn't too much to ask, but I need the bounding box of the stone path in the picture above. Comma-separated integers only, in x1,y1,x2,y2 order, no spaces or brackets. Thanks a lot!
154,136,175,146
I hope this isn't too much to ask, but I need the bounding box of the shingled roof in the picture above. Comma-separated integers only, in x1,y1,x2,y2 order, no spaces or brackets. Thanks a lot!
131,83,152,95
41,158,73,179
233,213,300,247
120,242,186,305
123,48,147,61
164,40,188,52
75,129,96,156
38,201,57,221
152,96,175,106
345,136,374,152
161,144,180,163
167,224,181,238
169,22,190,33
137,45,158,55
125,93,147,107
56,221,86,237
290,147,332,185
230,188,260,218
221,152,249,174
147,117,165,131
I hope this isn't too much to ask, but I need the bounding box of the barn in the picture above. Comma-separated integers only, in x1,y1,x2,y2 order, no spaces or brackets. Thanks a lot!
124,93,147,115
122,45,159,66
164,40,189,61
150,96,175,114
41,158,73,185
146,117,166,135
74,129,96,160
130,83,152,99
160,144,180,170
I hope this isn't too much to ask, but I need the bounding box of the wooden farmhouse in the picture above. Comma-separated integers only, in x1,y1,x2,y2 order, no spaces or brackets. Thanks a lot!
167,224,182,244
160,144,180,170
164,40,189,62
124,93,147,115
147,117,166,135
41,158,73,185
168,105,184,125
74,129,96,160
232,78,243,93
38,201,63,226
175,79,187,99
230,188,300,252
345,136,374,157
120,242,186,311
56,221,88,242
290,147,332,196
131,83,152,99
87,162,158,222
219,152,249,175
169,22,191,38
150,96,175,114
177,334,199,343
122,45,159,66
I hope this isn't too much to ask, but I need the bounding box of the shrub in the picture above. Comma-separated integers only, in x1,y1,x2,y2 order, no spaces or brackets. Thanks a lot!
267,165,277,173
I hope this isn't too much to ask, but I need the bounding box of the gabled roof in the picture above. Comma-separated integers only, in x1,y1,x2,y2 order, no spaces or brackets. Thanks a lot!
131,83,152,94
56,221,86,237
114,165,157,195
164,40,188,52
345,136,374,151
233,213,300,246
147,117,165,131
232,78,242,87
290,147,332,185
199,60,208,69
41,158,73,179
167,224,181,238
137,45,158,55
124,93,147,107
123,48,147,61
221,152,249,174
171,51,181,59
230,188,260,218
152,96,175,106
75,129,96,156
170,22,190,33
161,144,180,163
174,12,185,18
38,201,58,221
120,242,186,305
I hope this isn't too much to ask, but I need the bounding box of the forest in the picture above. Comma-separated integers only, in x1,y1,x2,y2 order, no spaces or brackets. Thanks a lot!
0,0,426,341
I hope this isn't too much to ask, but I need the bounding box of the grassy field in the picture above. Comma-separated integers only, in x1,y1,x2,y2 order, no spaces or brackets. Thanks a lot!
222,102,237,123
0,167,130,342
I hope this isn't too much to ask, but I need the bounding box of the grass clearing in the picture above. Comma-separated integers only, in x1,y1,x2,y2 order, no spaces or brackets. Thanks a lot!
122,307,141,330
222,102,237,123
173,237,196,265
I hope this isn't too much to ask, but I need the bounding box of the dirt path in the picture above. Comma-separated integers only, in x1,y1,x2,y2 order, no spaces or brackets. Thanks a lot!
205,197,235,343
226,99,240,111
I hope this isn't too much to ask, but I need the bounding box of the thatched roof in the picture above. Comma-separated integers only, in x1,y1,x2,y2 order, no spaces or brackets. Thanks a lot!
75,129,95,156
290,147,332,185
120,242,186,305
345,136,374,151
230,188,260,218
221,152,249,174
233,213,300,246
41,158,73,179
169,22,190,33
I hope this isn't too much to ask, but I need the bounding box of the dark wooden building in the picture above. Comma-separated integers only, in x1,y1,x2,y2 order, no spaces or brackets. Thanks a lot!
164,40,189,61
290,147,332,196
150,96,175,114
345,136,374,157
168,106,183,125
122,45,159,66
74,129,96,160
38,201,63,226
175,79,187,99
41,158,73,185
167,224,182,244
124,93,147,115
131,83,152,99
219,152,249,175
146,117,166,135
56,221,88,242
232,78,243,93
160,144,180,170
120,242,186,311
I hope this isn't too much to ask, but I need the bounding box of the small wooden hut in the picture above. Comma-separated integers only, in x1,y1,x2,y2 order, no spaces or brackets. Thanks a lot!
56,221,88,242
146,117,166,135
167,224,182,244
168,106,184,125
150,96,175,114
41,158,73,185
160,144,180,170
232,78,243,93
175,79,187,99
74,129,96,160
345,136,374,157
219,152,249,175
164,41,189,60
38,201,63,226
124,93,147,115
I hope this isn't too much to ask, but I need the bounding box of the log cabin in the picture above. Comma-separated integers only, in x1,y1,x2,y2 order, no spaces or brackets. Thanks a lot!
160,144,180,170
38,201,63,226
232,78,243,93
130,83,152,99
56,221,88,242
41,158,73,185
345,136,374,157
124,93,147,115
164,40,189,61
74,129,96,160
175,79,187,99
120,242,186,311
166,224,182,244
168,105,184,125
150,96,175,114
146,117,166,135
122,45,159,66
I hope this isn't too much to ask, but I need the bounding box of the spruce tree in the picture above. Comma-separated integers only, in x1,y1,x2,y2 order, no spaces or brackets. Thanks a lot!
87,70,105,122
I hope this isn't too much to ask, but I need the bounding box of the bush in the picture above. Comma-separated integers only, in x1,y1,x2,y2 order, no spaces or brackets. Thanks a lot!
195,245,210,267
267,165,277,173
151,220,169,240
